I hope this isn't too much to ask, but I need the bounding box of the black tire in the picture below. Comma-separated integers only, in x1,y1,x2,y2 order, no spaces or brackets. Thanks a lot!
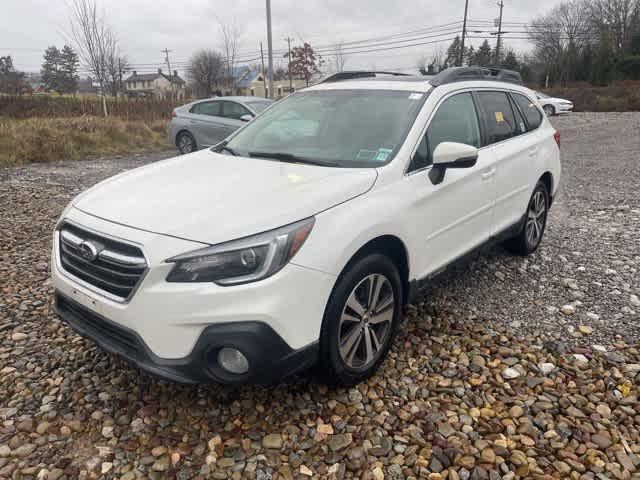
176,131,197,154
504,180,549,256
543,104,555,117
317,253,403,386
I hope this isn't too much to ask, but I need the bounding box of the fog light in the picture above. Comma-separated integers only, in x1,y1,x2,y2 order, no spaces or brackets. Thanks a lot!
217,348,249,374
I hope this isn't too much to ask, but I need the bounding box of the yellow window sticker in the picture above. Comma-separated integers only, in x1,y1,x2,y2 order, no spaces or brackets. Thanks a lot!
495,111,505,123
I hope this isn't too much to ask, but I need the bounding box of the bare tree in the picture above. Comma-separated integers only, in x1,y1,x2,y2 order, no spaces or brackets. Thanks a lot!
106,49,128,97
588,0,640,53
333,42,348,73
528,0,593,85
188,49,224,97
68,0,117,115
219,18,242,93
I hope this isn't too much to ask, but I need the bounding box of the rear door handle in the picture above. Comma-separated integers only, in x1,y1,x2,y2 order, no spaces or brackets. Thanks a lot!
481,168,496,180
528,147,539,157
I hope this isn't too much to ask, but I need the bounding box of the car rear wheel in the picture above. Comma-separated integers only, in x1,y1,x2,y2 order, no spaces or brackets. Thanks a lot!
177,131,196,154
317,253,402,386
504,181,549,256
543,104,555,117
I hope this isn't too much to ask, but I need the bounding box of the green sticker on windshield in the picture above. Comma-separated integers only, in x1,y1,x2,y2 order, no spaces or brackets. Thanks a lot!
375,148,393,162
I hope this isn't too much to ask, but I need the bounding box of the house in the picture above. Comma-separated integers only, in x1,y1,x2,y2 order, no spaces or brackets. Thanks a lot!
124,68,186,99
247,72,307,98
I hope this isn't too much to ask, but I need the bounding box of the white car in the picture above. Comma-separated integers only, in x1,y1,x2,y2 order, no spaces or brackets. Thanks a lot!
536,91,574,116
52,67,561,386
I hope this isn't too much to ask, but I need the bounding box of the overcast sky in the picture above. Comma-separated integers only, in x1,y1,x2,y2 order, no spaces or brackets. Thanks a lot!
2,0,561,78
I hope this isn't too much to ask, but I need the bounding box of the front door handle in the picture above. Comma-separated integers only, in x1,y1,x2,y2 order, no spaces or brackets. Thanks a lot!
481,168,496,180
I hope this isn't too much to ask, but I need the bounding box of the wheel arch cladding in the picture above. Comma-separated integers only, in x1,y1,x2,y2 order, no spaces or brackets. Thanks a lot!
344,235,410,306
540,171,553,205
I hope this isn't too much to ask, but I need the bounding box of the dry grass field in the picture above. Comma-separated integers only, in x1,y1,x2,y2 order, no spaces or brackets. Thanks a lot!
0,116,171,167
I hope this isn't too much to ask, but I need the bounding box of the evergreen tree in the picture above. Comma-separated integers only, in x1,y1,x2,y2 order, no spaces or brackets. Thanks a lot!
474,40,493,67
446,36,462,66
464,46,476,66
503,50,519,70
41,46,61,92
60,45,79,94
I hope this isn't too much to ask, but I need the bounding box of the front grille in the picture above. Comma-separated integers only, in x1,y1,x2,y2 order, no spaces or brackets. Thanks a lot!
56,294,140,355
58,222,147,301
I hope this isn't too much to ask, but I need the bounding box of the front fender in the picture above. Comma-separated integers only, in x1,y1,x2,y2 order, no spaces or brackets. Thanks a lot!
291,191,413,279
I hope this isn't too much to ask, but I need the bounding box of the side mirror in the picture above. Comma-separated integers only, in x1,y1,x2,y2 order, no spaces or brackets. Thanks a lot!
240,114,253,122
429,142,478,185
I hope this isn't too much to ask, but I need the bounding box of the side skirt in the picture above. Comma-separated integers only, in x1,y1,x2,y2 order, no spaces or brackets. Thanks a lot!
406,214,526,305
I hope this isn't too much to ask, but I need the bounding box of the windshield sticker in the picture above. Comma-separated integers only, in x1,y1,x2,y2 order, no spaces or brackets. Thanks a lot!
356,149,377,161
495,111,505,123
375,148,393,162
409,93,424,100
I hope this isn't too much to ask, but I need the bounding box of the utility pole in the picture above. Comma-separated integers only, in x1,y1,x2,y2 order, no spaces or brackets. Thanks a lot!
117,57,122,98
266,0,274,99
162,48,174,100
495,1,504,65
260,42,267,98
286,36,293,93
459,0,470,66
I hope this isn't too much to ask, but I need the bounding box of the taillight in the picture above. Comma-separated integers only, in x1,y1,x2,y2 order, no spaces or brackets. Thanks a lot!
171,110,177,119
553,131,561,147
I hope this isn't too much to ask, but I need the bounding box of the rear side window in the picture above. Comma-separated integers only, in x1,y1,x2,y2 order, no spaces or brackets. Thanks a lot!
476,91,519,145
409,93,481,172
191,101,221,116
512,93,543,130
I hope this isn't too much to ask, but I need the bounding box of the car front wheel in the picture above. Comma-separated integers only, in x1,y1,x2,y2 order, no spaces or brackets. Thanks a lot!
317,253,402,386
543,105,555,117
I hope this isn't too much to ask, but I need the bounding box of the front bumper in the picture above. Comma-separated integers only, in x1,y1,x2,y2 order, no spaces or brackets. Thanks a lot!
54,293,318,384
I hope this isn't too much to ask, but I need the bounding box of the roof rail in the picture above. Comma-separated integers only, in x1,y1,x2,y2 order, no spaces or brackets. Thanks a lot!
429,66,523,87
321,71,412,83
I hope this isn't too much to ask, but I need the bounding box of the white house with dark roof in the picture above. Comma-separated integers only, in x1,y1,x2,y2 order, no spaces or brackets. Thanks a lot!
124,68,186,99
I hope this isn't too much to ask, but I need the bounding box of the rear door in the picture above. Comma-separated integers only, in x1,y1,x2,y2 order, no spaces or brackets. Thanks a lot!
475,91,531,235
189,101,227,146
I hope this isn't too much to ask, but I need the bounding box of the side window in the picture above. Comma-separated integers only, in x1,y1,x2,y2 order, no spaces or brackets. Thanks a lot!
476,91,519,145
191,101,221,116
222,101,251,120
409,93,481,172
512,93,543,130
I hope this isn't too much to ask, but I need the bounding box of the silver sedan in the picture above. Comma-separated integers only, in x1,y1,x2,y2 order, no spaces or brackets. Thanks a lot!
169,96,274,154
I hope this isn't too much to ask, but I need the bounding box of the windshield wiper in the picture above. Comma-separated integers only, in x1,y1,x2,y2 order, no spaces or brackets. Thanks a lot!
212,141,237,156
248,151,331,166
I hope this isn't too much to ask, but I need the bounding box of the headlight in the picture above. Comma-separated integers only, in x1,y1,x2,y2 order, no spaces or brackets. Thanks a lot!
165,217,315,285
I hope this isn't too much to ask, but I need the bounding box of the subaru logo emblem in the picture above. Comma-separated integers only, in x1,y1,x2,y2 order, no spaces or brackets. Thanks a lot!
79,240,99,262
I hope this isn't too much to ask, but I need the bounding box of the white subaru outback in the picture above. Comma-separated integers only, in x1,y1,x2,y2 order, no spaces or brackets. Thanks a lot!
52,67,561,386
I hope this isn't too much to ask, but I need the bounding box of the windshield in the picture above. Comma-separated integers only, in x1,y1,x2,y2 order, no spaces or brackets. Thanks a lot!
246,100,273,113
224,89,427,167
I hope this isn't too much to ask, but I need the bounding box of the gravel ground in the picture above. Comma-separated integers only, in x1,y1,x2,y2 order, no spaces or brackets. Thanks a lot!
1,114,639,480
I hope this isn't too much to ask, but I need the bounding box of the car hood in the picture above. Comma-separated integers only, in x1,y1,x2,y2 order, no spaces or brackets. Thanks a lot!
72,149,378,244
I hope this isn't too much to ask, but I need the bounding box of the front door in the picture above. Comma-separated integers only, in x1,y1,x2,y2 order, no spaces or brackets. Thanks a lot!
405,92,497,279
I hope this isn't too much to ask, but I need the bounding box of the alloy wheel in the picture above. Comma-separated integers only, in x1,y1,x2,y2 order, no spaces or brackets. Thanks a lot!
543,105,554,117
526,190,546,248
178,134,195,154
338,273,396,371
